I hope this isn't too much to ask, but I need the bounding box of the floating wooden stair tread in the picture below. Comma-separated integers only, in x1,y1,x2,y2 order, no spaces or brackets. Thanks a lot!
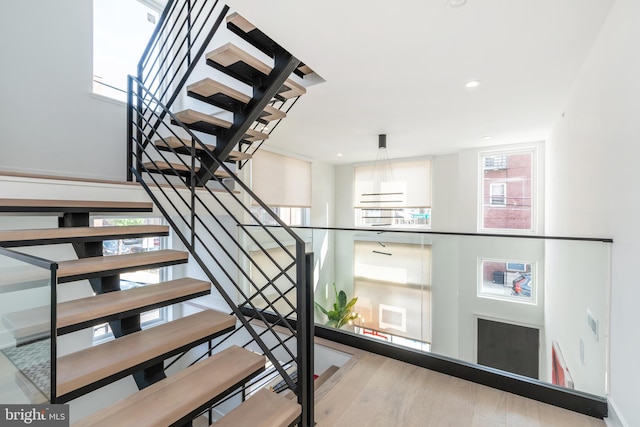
206,43,306,99
72,345,264,427
0,225,168,248
57,309,237,401
143,160,198,175
57,250,188,283
154,136,253,162
227,150,252,161
187,79,286,121
314,365,340,391
227,12,256,33
58,277,211,333
1,306,50,345
0,199,152,214
215,388,301,427
143,161,231,179
226,13,313,79
155,136,215,153
1,278,212,341
174,109,269,142
0,267,51,294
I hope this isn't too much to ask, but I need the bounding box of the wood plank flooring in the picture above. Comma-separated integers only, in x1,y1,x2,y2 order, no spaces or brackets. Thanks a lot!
313,341,605,427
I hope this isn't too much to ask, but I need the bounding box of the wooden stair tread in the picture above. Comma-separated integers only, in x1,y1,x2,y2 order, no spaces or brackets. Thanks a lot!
187,79,286,121
59,277,211,331
57,310,237,400
144,160,198,174
1,306,50,344
57,250,188,283
174,109,269,142
155,136,216,153
72,345,264,427
205,43,306,99
215,388,301,427
154,136,253,162
227,150,252,161
143,161,231,179
0,267,51,293
0,225,168,247
0,199,152,213
226,13,313,78
314,365,340,391
1,278,212,340
226,12,256,33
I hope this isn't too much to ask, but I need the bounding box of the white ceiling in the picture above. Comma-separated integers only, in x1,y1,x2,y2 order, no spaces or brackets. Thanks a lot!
226,0,615,164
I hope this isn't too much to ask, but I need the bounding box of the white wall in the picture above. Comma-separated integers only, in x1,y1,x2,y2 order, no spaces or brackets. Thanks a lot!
430,153,460,231
0,0,128,181
544,240,609,396
545,0,640,424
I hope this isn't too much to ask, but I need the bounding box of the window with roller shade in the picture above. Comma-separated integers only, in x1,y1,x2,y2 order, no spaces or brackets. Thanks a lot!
354,159,431,228
250,150,311,226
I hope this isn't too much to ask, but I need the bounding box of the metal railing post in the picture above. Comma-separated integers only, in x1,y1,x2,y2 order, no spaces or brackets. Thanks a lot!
50,263,58,403
126,76,133,182
298,251,314,427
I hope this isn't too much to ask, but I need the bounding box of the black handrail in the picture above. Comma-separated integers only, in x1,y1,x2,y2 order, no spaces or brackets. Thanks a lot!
249,224,614,244
0,247,58,402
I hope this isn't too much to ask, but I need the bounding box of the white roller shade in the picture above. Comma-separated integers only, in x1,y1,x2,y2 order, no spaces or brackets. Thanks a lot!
354,159,431,208
251,150,311,207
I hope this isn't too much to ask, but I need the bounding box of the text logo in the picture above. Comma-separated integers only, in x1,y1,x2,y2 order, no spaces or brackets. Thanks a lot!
1,405,69,426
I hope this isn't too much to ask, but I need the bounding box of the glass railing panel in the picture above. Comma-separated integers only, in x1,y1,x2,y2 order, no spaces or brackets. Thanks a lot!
0,248,55,403
303,227,610,398
237,226,312,317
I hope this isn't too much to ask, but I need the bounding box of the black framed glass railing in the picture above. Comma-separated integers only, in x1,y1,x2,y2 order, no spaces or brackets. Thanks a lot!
0,247,57,403
240,225,611,416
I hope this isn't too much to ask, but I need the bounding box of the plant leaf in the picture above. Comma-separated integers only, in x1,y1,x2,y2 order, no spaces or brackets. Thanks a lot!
338,290,347,310
314,301,329,315
344,297,358,312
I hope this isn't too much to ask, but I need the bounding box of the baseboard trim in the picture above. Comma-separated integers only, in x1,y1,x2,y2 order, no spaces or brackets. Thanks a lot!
605,398,628,427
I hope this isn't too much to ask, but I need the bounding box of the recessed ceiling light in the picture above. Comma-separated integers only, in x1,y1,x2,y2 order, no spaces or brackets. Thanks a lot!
482,136,493,140
447,0,467,7
337,153,343,157
465,80,480,88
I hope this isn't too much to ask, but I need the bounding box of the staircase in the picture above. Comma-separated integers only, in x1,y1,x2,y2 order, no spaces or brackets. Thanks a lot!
127,2,315,425
0,198,303,426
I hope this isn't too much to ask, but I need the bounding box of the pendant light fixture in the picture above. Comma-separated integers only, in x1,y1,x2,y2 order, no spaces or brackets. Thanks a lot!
358,134,404,206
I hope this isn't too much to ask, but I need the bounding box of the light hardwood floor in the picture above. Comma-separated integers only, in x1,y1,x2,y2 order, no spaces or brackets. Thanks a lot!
313,340,605,427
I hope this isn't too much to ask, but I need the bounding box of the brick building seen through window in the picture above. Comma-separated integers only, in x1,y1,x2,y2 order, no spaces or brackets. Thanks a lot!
481,151,533,231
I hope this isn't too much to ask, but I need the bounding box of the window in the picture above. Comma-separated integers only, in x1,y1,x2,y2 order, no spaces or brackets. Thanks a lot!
478,259,535,304
480,150,534,231
489,183,506,206
484,155,508,170
92,217,168,342
248,206,310,227
93,0,166,101
250,150,311,226
354,159,431,228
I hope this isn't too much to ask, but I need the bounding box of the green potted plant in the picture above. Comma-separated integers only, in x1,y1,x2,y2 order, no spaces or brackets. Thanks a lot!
315,283,358,329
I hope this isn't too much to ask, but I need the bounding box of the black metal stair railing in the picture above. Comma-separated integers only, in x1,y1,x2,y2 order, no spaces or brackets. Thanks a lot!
127,75,314,426
128,0,229,181
237,95,302,170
